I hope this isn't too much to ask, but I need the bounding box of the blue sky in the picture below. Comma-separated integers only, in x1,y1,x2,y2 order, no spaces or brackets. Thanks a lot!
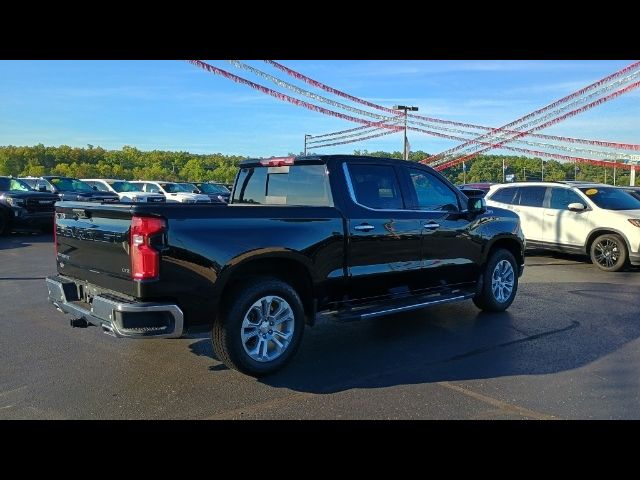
0,60,637,157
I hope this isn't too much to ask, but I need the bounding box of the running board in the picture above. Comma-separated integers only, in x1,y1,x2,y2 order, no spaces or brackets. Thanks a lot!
335,291,476,322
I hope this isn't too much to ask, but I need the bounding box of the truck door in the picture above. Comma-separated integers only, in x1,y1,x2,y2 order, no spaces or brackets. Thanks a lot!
401,166,482,287
342,161,425,300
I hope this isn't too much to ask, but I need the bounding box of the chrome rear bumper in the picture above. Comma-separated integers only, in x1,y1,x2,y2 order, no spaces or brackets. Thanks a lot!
46,275,184,339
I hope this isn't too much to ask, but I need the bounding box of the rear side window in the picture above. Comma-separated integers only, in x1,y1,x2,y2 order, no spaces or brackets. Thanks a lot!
516,186,546,207
347,164,404,210
489,187,517,204
233,164,333,206
549,188,584,210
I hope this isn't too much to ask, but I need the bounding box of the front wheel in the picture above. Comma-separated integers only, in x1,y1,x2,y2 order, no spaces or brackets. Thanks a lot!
473,249,518,312
212,277,305,376
590,233,628,272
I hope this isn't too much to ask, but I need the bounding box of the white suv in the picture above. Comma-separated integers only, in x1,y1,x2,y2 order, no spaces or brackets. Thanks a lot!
82,179,166,203
129,181,211,203
486,182,640,271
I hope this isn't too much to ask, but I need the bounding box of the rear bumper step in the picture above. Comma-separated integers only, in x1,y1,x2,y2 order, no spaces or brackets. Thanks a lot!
46,275,184,339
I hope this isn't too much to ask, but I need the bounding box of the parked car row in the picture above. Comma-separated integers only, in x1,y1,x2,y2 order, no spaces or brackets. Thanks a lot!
0,175,232,235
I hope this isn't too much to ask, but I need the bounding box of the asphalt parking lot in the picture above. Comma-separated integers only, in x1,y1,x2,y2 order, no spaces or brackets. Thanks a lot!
1,232,639,420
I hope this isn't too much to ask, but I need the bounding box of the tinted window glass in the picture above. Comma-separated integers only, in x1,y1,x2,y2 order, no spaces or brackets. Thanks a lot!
0,178,33,191
408,169,458,211
549,188,584,210
517,186,546,207
88,181,110,192
110,181,138,193
143,183,160,193
199,183,229,194
489,187,517,204
579,187,640,211
233,164,333,206
348,164,403,210
48,178,93,192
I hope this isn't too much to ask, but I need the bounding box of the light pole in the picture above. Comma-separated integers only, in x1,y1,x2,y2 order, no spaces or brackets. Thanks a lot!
393,105,418,161
304,134,311,155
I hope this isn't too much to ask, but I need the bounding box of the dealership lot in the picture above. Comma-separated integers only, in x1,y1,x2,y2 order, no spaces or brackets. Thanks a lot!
1,233,639,419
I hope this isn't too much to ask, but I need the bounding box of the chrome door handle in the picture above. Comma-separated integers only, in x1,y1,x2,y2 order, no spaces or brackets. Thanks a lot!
423,223,440,229
354,224,375,232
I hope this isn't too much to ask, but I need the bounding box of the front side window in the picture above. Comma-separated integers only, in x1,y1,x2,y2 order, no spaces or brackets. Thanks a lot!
144,183,160,193
347,164,403,210
407,168,459,211
516,186,546,208
549,188,585,210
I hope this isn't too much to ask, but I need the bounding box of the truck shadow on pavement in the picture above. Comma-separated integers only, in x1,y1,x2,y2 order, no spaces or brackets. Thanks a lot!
0,232,53,251
189,281,640,395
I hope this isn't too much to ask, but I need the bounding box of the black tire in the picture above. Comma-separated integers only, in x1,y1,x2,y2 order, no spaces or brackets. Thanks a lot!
590,233,628,272
473,249,518,312
212,277,305,376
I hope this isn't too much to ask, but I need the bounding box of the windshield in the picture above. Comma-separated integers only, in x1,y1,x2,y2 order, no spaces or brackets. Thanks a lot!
178,183,199,193
110,181,140,193
49,178,94,193
579,187,640,211
161,183,193,193
198,183,229,194
0,178,34,192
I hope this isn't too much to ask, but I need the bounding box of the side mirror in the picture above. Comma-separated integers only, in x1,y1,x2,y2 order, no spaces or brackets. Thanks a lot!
468,196,486,214
568,202,586,212
38,185,47,192
92,186,98,191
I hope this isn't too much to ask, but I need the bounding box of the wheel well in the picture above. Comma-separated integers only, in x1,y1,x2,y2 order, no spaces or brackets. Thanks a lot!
488,238,523,268
220,258,315,323
585,229,630,256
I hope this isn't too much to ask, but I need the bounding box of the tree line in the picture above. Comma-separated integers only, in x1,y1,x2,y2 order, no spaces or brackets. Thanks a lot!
353,150,634,186
0,144,632,186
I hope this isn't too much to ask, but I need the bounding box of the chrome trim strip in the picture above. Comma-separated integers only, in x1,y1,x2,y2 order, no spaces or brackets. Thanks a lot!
359,294,472,319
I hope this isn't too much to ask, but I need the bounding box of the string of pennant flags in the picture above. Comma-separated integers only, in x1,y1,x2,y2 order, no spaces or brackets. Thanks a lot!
187,60,640,172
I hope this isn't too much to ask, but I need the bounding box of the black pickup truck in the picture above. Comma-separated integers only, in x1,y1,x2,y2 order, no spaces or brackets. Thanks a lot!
46,155,525,375
0,177,59,234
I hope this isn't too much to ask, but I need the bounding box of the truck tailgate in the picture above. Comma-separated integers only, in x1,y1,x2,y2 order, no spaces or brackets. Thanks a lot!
55,202,140,296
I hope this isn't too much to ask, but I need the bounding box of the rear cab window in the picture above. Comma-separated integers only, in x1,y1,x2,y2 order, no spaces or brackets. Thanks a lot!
233,161,333,206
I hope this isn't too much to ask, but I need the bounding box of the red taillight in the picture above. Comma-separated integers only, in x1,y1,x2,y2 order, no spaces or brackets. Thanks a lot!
130,216,166,280
259,157,295,167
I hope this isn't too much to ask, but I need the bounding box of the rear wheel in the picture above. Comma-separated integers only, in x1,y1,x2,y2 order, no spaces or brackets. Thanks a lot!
473,249,518,312
212,277,305,376
590,233,628,272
